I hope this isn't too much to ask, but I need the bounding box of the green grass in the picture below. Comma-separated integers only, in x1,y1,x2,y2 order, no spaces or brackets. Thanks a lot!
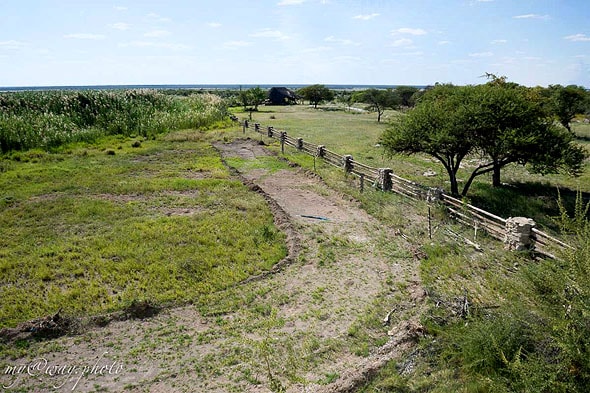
0,130,286,328
241,105,590,392
245,105,590,231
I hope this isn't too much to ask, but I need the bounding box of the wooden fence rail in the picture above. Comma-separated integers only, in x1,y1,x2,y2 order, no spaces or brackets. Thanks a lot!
240,119,571,258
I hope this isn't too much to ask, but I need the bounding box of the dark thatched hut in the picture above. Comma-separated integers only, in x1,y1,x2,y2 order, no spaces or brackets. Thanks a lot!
268,87,299,105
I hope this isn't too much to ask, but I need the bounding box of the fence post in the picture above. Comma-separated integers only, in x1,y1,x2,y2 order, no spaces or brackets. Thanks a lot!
297,138,303,150
342,155,353,175
504,217,536,251
244,120,249,129
378,168,393,191
316,145,325,158
267,126,274,138
360,174,365,193
280,132,286,154
254,123,260,133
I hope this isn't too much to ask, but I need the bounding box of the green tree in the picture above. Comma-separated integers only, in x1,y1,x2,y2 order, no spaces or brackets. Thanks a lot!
548,84,588,132
381,84,472,195
297,84,334,109
249,86,267,111
395,86,420,107
381,81,587,196
354,88,401,122
238,87,267,112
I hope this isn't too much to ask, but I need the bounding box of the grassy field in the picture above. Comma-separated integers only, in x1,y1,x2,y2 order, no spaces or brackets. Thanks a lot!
1,99,588,391
239,104,590,392
0,129,286,329
245,105,590,232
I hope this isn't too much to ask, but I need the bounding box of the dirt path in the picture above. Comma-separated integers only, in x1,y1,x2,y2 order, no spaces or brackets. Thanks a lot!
1,140,425,393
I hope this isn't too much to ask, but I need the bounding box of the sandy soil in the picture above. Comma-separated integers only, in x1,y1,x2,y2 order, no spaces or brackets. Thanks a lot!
1,139,426,393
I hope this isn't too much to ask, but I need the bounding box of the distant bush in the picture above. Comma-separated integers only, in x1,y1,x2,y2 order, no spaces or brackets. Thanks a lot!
0,90,230,153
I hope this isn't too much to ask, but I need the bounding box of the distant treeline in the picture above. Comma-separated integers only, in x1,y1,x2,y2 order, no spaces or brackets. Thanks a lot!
0,89,229,153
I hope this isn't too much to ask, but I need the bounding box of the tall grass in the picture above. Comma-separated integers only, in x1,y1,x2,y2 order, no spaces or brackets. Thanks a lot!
0,90,230,153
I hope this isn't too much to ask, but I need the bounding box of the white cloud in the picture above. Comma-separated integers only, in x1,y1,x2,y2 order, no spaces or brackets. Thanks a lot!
438,40,451,45
223,40,252,49
277,0,305,5
114,6,127,11
146,13,171,23
207,22,222,28
250,29,289,40
476,0,494,2
491,39,507,44
392,38,414,47
469,51,493,57
302,46,332,53
564,33,590,42
64,33,106,40
353,13,379,20
324,36,359,46
513,14,550,20
119,41,190,50
393,28,427,36
390,51,424,56
144,30,171,38
0,40,27,50
110,22,130,31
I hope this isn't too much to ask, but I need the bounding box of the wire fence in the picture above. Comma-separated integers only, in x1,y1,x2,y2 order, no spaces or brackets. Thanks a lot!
241,119,571,258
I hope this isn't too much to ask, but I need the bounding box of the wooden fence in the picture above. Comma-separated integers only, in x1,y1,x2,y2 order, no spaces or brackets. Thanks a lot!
241,120,571,258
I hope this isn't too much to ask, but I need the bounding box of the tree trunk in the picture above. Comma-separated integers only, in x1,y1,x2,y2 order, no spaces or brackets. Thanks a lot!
443,166,459,196
492,163,501,187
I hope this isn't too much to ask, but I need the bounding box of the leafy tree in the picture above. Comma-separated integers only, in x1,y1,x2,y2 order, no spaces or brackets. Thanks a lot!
548,84,588,132
395,86,420,107
381,81,587,196
297,84,334,109
238,89,251,112
336,90,354,111
249,87,267,111
238,87,267,112
354,88,401,122
381,84,472,195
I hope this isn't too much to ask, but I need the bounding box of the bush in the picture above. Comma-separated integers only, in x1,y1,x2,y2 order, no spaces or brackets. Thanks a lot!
0,90,231,153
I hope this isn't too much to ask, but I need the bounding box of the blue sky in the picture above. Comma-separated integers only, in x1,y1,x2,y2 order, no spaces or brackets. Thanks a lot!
1,0,589,87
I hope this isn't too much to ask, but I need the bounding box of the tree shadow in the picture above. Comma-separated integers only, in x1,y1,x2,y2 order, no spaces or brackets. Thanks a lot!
468,181,590,232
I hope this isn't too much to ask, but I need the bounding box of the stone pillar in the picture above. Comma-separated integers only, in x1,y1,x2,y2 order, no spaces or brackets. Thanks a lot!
504,217,536,251
342,155,354,173
427,187,444,203
378,168,393,191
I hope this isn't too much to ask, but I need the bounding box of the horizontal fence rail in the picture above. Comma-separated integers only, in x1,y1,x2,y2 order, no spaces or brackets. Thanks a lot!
240,119,571,258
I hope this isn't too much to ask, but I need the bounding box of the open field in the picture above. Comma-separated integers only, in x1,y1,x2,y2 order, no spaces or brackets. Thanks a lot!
0,100,588,392
244,105,590,232
0,130,286,330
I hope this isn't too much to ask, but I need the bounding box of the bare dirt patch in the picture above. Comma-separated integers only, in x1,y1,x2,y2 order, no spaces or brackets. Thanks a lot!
2,139,426,393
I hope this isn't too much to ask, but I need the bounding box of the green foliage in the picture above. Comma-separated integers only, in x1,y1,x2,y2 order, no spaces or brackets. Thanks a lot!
0,90,230,153
297,84,335,109
381,79,587,196
547,84,589,132
353,88,401,122
238,86,268,117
